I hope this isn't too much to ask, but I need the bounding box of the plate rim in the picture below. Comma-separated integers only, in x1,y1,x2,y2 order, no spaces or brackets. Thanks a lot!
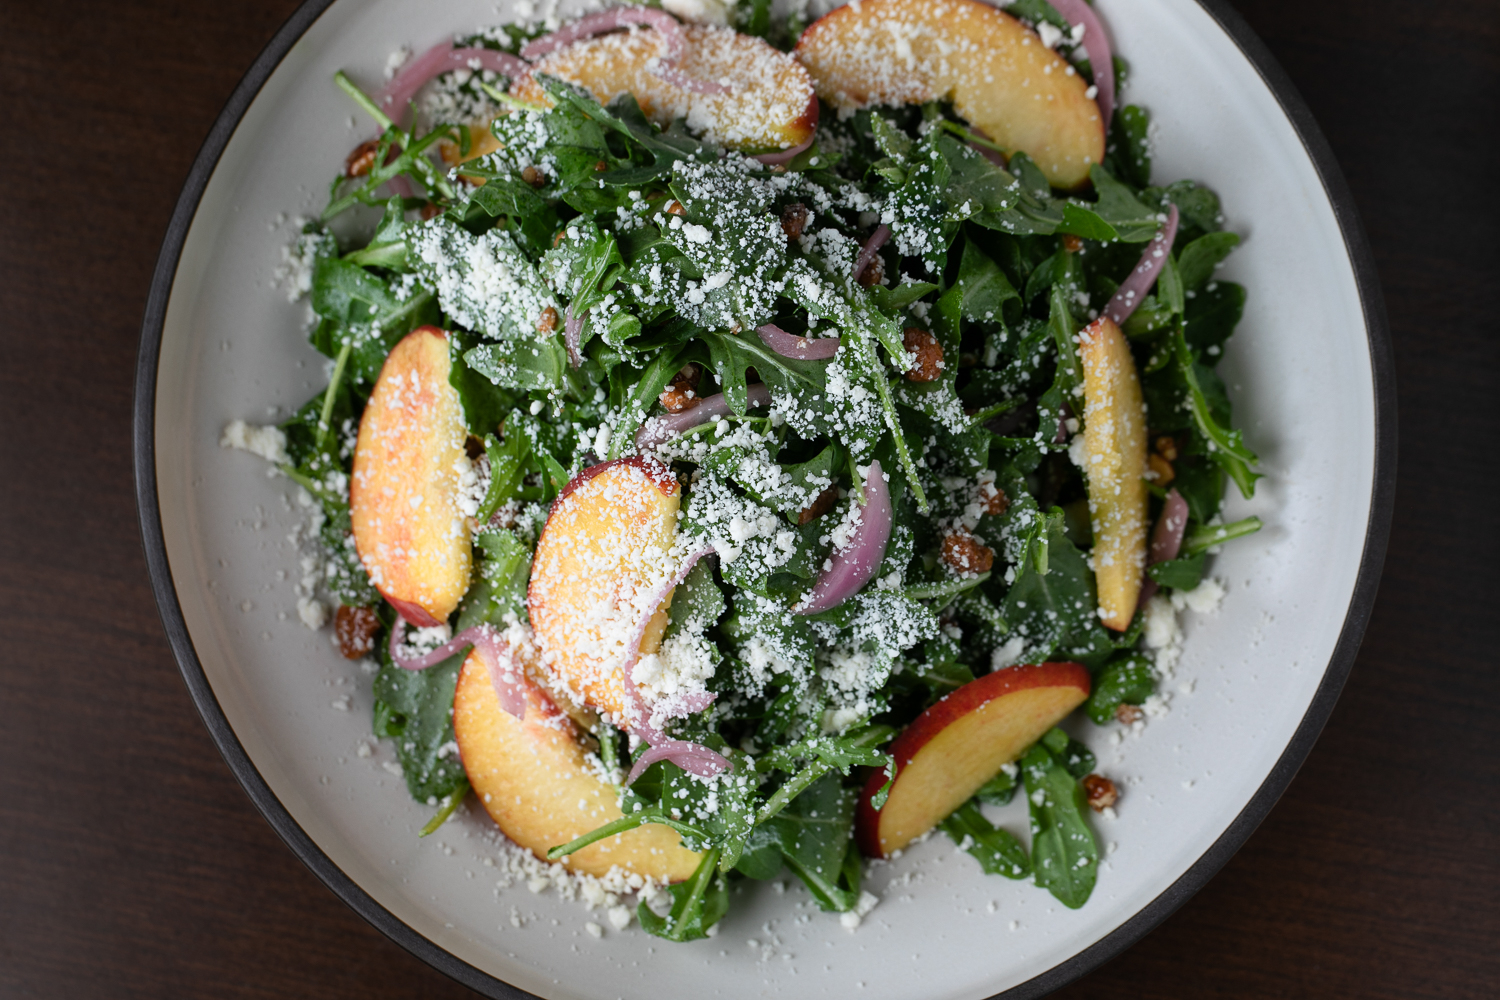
131,1,1397,996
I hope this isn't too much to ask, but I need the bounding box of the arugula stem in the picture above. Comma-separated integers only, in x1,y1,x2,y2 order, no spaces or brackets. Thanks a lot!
547,811,711,860
1181,515,1263,557
755,762,832,826
967,397,1025,424
419,780,470,837
904,571,990,600
335,70,395,132
316,340,353,453
479,80,547,113
938,119,1010,157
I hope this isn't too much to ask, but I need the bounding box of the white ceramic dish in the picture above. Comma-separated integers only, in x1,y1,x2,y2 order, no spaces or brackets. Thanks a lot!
135,1,1394,997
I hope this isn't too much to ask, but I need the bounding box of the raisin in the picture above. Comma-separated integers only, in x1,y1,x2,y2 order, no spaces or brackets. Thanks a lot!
797,486,839,525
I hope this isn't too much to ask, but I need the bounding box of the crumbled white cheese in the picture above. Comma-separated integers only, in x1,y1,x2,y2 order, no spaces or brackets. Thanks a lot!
221,420,288,464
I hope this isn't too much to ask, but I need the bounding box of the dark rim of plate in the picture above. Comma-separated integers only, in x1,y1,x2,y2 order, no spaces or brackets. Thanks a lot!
132,2,1397,997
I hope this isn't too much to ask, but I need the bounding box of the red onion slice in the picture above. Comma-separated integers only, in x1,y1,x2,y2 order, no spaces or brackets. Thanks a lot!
376,40,531,120
1138,488,1189,605
521,6,729,95
757,323,841,360
635,382,773,452
1047,0,1114,130
1104,204,1179,325
754,134,814,166
388,620,528,719
626,738,732,784
851,225,891,284
608,545,731,784
563,303,586,368
796,460,893,614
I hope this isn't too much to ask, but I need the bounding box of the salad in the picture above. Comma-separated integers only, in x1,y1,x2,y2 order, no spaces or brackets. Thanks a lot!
237,0,1264,943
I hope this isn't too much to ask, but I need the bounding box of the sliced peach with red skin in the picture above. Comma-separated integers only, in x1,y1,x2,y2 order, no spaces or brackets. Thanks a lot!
527,457,683,720
1077,316,1148,630
794,0,1104,189
452,646,702,880
350,326,472,627
511,23,818,155
855,662,1091,858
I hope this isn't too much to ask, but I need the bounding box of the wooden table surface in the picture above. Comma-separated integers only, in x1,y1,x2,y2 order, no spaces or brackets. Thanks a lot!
1,1,1495,997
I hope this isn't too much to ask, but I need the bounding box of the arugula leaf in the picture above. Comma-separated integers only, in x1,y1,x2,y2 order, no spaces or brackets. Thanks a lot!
764,774,863,911
1107,104,1152,189
372,646,468,803
1022,742,1099,909
464,336,569,393
1147,552,1207,591
1184,280,1246,353
941,799,1031,879
454,528,530,631
638,847,730,941
1085,653,1157,724
1177,231,1240,290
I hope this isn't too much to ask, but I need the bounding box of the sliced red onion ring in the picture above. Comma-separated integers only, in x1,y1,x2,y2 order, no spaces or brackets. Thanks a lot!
754,134,814,166
376,40,530,120
851,224,891,284
388,620,528,718
1047,0,1114,130
563,303,586,368
635,382,773,452
1104,204,1179,325
521,6,730,95
627,738,732,783
1138,488,1189,606
796,460,893,614
609,546,731,784
757,323,841,360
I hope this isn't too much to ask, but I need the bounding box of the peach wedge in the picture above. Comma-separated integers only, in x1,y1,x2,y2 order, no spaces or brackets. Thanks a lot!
1077,316,1148,630
512,23,818,155
452,645,703,880
856,662,1090,858
350,326,472,627
795,0,1104,189
528,458,683,721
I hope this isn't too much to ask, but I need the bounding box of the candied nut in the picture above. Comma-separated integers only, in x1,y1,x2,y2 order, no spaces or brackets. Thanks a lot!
664,200,687,216
419,202,442,221
1082,774,1118,812
1061,233,1084,253
797,485,839,525
344,140,379,178
941,529,994,575
659,364,702,413
1116,703,1144,725
780,202,809,241
1147,452,1175,485
521,165,547,188
902,327,945,382
1155,435,1179,462
335,605,380,660
536,306,559,335
856,252,883,289
979,483,1010,516
595,159,609,172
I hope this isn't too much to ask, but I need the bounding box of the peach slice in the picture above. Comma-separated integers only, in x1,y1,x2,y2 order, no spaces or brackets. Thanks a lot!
511,23,818,154
350,326,472,627
528,458,683,721
855,662,1090,857
794,0,1104,189
452,646,703,880
1077,316,1148,630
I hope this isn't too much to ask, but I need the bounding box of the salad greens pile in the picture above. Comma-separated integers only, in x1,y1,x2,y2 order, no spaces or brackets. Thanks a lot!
272,7,1262,941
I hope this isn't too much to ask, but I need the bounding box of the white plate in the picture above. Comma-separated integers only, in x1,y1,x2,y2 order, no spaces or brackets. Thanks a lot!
135,1,1394,997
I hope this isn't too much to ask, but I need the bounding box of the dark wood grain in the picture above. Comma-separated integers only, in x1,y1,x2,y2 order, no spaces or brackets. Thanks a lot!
0,0,1494,997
